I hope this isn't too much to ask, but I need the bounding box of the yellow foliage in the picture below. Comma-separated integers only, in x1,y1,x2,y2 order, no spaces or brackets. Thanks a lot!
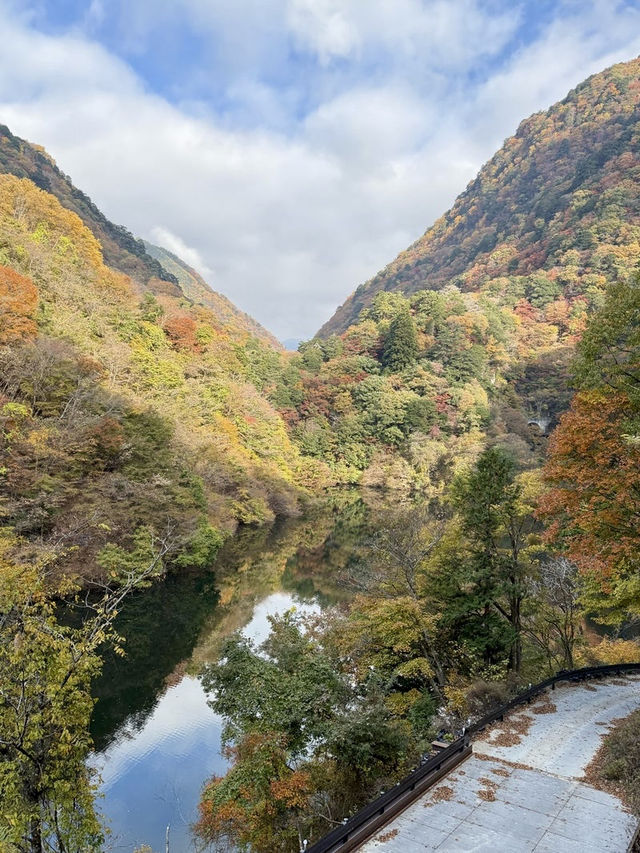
0,175,105,271
579,638,640,666
0,172,307,543
385,688,423,716
443,684,470,719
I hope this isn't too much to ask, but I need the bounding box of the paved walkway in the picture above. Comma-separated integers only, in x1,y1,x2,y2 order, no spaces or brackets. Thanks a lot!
359,675,640,852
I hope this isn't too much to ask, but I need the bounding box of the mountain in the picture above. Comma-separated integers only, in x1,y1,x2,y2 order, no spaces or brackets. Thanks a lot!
0,124,181,296
320,57,640,336
143,241,282,349
0,131,320,583
278,58,640,490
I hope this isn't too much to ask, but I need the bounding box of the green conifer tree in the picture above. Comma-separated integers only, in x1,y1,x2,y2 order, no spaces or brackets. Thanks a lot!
382,311,418,372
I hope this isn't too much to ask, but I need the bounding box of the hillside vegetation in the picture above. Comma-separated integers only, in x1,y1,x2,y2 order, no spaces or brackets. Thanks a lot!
279,58,640,494
0,170,317,580
322,58,640,336
282,284,572,491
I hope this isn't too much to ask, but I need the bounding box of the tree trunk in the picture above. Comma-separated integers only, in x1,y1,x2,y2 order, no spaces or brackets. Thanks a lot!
29,817,42,853
509,594,522,674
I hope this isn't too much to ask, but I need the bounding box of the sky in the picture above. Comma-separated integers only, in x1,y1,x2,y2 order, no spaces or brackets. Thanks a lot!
0,1,640,341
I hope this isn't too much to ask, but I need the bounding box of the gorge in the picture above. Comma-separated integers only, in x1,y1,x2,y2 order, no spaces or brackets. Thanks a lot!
1,56,640,853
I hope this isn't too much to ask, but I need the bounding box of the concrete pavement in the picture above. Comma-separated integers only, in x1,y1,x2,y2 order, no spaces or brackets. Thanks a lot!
359,675,640,852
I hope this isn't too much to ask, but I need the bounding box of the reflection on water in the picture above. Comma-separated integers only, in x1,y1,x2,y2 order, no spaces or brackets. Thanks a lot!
93,676,225,852
91,571,220,754
94,593,319,853
243,591,321,646
91,498,372,852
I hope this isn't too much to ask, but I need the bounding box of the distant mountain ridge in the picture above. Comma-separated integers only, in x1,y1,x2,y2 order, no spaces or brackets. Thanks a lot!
319,57,640,336
143,241,282,349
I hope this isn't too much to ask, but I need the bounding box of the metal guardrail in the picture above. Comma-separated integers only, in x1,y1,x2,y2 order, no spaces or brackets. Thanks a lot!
306,662,640,853
466,662,640,737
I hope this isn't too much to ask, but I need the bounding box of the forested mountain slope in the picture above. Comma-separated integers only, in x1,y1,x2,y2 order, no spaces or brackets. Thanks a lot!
0,124,180,294
282,58,640,489
321,58,640,336
0,158,316,582
143,241,282,349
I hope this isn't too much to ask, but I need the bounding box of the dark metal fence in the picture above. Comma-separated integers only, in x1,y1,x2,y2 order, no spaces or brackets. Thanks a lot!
306,662,640,853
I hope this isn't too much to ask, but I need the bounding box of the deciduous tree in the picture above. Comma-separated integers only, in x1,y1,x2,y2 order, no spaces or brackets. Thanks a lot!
0,266,38,344
0,530,168,853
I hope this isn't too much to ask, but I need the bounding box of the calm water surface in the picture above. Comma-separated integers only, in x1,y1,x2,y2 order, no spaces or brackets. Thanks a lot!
90,499,374,852
93,593,319,852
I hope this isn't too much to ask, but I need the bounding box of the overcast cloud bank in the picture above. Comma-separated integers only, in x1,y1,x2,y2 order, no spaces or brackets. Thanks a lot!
1,0,639,340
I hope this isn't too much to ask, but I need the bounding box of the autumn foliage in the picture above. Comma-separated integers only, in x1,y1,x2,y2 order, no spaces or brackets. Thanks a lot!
0,169,313,583
322,58,640,337
539,392,640,610
0,265,38,343
162,313,200,351
2,57,640,851
196,732,310,853
539,274,640,621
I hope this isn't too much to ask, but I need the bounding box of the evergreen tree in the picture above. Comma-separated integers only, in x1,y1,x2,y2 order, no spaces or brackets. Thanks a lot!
452,447,535,673
382,311,418,372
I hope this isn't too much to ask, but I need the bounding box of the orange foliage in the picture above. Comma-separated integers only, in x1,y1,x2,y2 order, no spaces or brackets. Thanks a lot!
539,390,640,585
544,298,572,334
163,313,199,352
269,770,310,809
197,778,248,834
0,266,38,344
195,732,311,853
513,299,539,322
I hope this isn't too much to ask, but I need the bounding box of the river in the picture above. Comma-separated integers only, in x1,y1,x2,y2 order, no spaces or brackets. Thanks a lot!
89,496,377,852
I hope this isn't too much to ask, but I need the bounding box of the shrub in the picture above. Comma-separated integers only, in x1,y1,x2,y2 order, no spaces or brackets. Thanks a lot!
599,709,640,812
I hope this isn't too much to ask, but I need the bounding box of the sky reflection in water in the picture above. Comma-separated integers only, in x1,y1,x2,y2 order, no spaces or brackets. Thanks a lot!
94,592,320,852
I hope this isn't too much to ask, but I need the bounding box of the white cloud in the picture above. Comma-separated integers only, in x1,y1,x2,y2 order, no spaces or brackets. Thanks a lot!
303,86,436,172
149,226,213,278
287,0,360,63
84,0,105,31
287,0,519,69
0,1,638,340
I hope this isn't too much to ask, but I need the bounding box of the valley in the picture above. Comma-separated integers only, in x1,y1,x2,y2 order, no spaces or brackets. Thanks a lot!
0,54,639,853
